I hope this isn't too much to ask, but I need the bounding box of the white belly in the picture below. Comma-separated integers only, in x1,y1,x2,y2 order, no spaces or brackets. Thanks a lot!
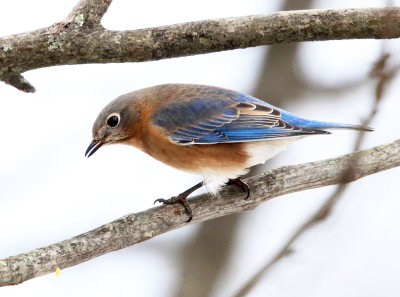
201,138,298,194
244,138,297,168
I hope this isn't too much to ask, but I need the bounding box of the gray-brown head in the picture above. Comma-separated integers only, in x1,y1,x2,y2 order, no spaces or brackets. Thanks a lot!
85,92,141,157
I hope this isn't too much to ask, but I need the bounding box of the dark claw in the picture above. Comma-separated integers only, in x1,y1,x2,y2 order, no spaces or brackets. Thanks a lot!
227,178,250,199
153,182,203,222
154,198,168,205
153,194,193,222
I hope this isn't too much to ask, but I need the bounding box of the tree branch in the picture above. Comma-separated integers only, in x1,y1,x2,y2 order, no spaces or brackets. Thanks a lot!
1,139,400,286
67,0,112,25
1,3,399,92
234,49,398,297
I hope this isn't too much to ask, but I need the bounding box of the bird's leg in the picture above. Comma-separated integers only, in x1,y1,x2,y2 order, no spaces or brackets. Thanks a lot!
154,181,203,222
227,178,250,199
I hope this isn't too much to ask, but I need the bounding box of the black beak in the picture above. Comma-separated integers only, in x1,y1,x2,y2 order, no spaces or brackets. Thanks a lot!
85,139,105,158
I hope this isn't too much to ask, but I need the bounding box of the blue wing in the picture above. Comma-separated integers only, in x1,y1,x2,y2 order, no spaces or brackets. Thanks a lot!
152,85,367,145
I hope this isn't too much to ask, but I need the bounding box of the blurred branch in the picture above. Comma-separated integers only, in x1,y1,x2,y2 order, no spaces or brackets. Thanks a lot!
1,140,400,286
252,0,374,105
234,50,399,297
174,214,240,297
1,2,400,92
172,2,316,295
252,0,313,106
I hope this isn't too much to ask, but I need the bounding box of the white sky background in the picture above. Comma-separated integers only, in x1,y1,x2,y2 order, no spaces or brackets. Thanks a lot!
0,0,400,296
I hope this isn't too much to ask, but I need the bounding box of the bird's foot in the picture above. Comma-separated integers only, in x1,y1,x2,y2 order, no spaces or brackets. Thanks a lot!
154,194,193,222
154,182,203,222
227,178,250,199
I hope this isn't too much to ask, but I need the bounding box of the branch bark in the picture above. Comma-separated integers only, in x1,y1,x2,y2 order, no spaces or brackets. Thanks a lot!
234,49,397,297
1,2,399,92
1,139,400,286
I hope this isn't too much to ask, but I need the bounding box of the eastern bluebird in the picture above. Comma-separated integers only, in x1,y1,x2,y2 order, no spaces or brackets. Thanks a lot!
86,84,372,221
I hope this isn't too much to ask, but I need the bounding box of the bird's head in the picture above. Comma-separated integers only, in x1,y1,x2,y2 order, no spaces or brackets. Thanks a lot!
85,93,141,157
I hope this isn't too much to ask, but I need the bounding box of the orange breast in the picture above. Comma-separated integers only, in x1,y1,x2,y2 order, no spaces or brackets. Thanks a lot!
124,120,249,175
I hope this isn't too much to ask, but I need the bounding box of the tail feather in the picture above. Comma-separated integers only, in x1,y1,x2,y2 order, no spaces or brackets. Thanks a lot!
278,110,373,132
294,120,373,132
328,124,374,132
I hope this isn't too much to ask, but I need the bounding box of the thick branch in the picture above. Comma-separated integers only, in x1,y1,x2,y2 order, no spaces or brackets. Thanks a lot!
1,139,400,286
1,5,400,91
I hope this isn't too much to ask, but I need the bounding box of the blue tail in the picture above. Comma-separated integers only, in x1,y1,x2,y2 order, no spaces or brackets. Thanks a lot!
234,92,373,132
279,110,373,132
293,119,373,131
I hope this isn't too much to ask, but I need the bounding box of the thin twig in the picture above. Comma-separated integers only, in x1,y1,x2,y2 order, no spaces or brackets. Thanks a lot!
1,139,400,286
233,49,399,297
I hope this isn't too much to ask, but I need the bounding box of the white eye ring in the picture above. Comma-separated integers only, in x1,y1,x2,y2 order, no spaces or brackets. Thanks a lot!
106,113,120,128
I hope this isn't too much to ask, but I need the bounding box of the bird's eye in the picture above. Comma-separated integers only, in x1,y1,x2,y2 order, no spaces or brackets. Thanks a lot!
106,113,120,128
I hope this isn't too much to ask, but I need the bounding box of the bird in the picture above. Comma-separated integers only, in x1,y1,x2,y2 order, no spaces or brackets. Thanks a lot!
85,84,372,221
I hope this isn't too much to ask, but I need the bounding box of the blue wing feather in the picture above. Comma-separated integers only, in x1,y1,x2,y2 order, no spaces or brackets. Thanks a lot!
152,85,368,145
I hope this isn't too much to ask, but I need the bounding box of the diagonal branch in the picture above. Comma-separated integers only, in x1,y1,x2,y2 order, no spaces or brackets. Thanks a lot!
1,4,400,92
233,48,399,297
1,139,400,286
